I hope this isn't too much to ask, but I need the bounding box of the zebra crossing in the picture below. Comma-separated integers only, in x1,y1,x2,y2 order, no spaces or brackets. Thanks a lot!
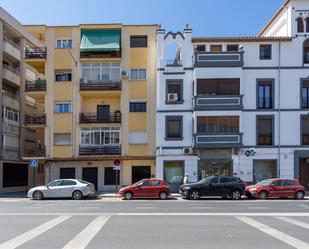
0,213,308,249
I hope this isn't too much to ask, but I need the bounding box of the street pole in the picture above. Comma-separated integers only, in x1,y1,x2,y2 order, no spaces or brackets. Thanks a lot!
33,167,36,187
115,170,118,194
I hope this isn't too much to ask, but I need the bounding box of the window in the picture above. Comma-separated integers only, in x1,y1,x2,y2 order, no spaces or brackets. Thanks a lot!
257,116,273,146
260,44,272,60
166,80,183,102
208,177,219,184
303,39,309,64
130,102,147,112
197,116,239,134
210,45,222,52
54,133,71,145
130,69,146,80
272,180,283,186
62,180,76,186
297,17,304,33
165,116,183,140
3,134,18,148
130,36,147,47
55,71,72,81
196,45,206,52
306,17,309,33
81,62,120,82
197,78,240,95
49,180,62,187
55,103,72,113
137,180,150,186
301,80,309,108
219,177,232,184
283,180,296,186
56,39,72,48
2,106,19,123
104,167,120,185
301,116,309,145
151,180,160,186
227,44,239,52
80,127,120,146
257,80,273,109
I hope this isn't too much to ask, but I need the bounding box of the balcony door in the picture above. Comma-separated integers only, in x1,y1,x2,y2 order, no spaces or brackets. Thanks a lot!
97,105,110,122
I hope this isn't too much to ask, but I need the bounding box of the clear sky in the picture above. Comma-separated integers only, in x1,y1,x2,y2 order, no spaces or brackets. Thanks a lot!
0,0,285,37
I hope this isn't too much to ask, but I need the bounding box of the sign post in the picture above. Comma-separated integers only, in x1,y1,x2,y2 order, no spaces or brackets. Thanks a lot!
29,159,39,187
113,159,121,194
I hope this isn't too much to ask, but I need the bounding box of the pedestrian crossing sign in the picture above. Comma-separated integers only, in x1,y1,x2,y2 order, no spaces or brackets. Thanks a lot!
29,159,39,168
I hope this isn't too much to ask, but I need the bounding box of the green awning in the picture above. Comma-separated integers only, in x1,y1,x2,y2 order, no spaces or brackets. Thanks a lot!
80,29,120,52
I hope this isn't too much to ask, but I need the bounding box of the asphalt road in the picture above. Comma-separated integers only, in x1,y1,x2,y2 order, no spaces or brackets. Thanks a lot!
0,198,309,249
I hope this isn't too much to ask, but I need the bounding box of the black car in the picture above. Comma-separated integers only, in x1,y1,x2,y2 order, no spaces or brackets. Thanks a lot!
179,176,246,200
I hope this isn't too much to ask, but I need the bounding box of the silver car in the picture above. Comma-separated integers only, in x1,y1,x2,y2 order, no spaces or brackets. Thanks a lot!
27,179,96,200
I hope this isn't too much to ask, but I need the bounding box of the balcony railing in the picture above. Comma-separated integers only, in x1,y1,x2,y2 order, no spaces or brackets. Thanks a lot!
80,50,121,59
25,47,47,59
25,79,47,92
194,133,243,148
3,64,20,75
79,145,121,156
25,114,46,125
3,36,20,60
79,112,121,124
257,97,273,109
166,59,182,67
194,95,243,111
194,51,244,67
80,79,122,91
23,144,45,157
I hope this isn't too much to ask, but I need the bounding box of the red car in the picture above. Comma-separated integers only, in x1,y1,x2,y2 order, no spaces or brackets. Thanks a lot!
246,178,305,200
118,179,171,200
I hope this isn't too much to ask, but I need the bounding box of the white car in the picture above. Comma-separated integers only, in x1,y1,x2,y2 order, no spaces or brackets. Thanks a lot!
27,179,96,200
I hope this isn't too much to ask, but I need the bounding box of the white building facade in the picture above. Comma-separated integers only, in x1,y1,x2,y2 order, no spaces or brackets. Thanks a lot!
156,0,309,191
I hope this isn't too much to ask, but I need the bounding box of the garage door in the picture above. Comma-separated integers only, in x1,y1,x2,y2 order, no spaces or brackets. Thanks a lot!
82,167,98,190
60,168,76,179
132,166,151,184
3,163,28,187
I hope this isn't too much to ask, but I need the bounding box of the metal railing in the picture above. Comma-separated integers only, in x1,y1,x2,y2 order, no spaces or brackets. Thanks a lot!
25,47,47,59
79,145,121,155
3,64,20,75
80,79,121,90
79,112,121,124
23,144,45,157
25,113,46,125
25,79,46,92
257,97,272,109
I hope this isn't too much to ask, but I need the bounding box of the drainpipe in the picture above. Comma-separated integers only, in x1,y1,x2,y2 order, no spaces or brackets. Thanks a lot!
278,40,282,178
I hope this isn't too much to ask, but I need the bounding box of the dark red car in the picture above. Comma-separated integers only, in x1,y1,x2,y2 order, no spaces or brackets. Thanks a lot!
118,179,171,200
246,178,305,200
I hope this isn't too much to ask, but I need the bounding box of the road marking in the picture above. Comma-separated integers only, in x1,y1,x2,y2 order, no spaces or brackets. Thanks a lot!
135,206,156,209
62,215,110,249
236,216,309,249
276,216,309,230
79,207,99,209
191,207,213,209
0,215,71,249
248,207,268,210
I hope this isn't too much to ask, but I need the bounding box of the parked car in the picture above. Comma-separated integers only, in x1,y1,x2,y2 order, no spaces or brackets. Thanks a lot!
118,179,171,200
246,178,305,200
27,179,96,200
179,176,246,200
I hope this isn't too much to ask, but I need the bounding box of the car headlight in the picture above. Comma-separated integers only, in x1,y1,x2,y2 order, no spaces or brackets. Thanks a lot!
249,188,257,191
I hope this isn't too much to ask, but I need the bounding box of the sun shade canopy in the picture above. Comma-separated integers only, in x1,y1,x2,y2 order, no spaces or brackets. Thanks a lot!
80,29,121,52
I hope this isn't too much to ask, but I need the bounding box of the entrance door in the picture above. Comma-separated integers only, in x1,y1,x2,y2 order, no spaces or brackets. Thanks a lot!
97,105,110,122
60,168,75,179
198,160,231,180
82,167,98,190
164,161,184,193
300,158,309,190
132,166,151,184
253,160,276,183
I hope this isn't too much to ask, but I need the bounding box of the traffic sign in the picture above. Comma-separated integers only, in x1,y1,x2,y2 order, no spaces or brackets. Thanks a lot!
113,159,121,170
29,159,39,168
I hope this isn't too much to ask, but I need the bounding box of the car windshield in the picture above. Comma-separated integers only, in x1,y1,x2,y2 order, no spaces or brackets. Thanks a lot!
256,179,273,186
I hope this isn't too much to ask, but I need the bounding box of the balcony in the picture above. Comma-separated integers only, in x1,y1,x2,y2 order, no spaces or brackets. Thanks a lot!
2,64,20,86
23,144,45,158
194,51,244,67
166,59,182,67
79,145,121,156
2,91,19,109
194,95,243,111
80,112,121,124
25,47,47,59
25,79,46,92
80,79,121,91
3,37,20,60
194,133,243,148
25,113,46,126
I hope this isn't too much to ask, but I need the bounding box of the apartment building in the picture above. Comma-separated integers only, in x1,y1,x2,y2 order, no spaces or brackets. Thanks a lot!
156,0,309,191
24,23,157,191
0,7,45,193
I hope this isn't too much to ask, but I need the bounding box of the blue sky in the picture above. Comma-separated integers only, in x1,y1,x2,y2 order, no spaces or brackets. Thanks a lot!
0,0,285,37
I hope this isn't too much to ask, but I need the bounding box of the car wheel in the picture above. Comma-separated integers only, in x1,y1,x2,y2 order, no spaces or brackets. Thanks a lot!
33,191,44,200
295,191,305,200
124,191,133,200
258,191,268,200
159,192,168,200
231,190,242,200
72,190,83,200
189,190,200,200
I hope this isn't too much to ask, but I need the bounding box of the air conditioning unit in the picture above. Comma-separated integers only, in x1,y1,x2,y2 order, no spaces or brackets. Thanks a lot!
183,147,193,155
167,93,178,102
121,70,129,79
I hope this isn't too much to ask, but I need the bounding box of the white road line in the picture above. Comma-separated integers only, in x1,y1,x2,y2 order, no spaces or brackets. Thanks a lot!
62,215,110,249
135,206,156,209
248,207,269,209
191,207,213,209
79,207,99,209
0,215,71,249
276,216,309,229
236,216,309,249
